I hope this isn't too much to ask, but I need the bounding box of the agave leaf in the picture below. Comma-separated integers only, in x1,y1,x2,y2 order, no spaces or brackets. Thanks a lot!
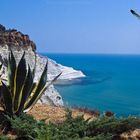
24,60,48,110
8,51,16,95
14,52,27,112
130,9,140,19
1,81,13,115
0,63,3,79
24,72,62,112
30,83,37,95
0,63,2,71
34,72,62,104
42,72,62,94
0,80,2,96
15,66,34,115
32,53,37,78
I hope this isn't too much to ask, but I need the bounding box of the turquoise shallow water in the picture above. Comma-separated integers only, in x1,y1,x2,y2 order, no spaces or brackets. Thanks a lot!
41,54,140,116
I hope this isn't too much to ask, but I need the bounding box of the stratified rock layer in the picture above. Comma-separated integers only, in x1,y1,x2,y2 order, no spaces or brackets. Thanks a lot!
0,26,36,51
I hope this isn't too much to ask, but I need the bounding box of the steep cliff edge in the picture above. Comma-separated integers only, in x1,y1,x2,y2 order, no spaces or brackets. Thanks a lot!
0,25,85,106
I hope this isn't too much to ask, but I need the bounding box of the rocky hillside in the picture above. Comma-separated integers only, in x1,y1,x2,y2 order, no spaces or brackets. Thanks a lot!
0,25,85,107
0,24,36,51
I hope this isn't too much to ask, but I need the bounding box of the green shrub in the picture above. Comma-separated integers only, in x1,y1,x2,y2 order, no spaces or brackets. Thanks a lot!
0,136,10,140
44,110,140,140
1,110,140,140
7,113,47,139
85,116,140,137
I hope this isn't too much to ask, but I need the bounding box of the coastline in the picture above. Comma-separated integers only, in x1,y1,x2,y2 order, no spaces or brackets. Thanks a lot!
0,44,86,107
45,53,140,116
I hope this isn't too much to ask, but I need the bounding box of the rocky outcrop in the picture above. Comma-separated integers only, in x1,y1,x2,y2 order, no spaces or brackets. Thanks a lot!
0,25,36,51
0,25,85,106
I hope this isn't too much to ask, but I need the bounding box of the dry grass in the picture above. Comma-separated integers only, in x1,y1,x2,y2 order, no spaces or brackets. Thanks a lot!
28,104,95,123
121,129,140,140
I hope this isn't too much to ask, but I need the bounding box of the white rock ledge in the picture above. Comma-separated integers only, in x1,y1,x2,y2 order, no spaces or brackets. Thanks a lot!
47,58,86,80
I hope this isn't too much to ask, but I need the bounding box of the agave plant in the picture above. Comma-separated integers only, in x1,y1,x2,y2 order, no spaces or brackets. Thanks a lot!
0,50,61,116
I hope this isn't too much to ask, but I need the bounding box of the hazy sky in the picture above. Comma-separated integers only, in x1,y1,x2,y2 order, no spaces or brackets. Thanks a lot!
1,0,140,54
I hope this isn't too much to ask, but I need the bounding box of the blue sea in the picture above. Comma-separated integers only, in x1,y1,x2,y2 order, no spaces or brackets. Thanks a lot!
41,54,140,116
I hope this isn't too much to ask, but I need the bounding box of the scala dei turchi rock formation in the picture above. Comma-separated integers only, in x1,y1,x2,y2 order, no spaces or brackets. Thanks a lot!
0,24,85,106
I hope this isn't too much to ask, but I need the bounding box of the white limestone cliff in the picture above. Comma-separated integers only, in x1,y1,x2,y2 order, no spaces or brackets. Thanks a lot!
0,45,85,106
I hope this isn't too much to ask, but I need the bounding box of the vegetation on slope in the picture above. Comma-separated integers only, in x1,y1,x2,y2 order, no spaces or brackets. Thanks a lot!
0,109,140,140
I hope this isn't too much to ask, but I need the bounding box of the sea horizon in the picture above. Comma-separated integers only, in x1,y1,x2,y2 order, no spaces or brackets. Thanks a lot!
39,52,140,56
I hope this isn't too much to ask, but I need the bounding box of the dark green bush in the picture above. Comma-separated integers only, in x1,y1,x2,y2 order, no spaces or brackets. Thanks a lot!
1,110,140,140
86,116,140,137
7,113,47,139
45,110,140,140
0,136,10,140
